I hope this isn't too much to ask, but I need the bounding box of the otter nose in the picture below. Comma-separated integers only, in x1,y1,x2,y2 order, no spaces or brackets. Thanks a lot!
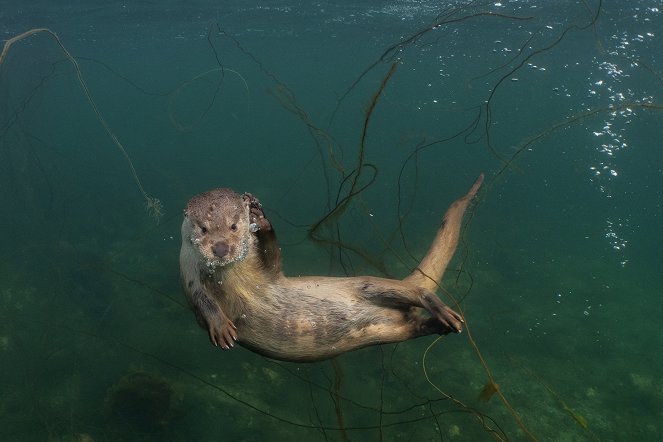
212,241,230,258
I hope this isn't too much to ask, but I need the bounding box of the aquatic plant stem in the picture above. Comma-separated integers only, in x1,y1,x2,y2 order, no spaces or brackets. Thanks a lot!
308,62,397,241
461,310,538,441
420,279,538,441
1,28,162,222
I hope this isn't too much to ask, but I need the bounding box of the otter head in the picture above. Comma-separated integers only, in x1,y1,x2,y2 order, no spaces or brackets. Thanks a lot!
182,188,256,270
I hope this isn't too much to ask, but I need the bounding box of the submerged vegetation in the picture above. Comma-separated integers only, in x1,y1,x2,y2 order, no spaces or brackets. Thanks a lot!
1,0,662,440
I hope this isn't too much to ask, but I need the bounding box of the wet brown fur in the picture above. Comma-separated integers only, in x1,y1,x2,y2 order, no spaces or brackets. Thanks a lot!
179,175,483,362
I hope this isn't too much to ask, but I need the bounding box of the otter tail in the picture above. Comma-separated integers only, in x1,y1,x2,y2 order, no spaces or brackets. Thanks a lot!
403,174,484,292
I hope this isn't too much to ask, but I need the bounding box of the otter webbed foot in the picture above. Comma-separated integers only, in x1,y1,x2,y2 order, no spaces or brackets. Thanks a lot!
436,304,464,334
207,317,238,349
422,292,464,334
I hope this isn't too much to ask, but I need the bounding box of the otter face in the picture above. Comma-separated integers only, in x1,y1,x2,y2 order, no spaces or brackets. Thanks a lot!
182,188,252,269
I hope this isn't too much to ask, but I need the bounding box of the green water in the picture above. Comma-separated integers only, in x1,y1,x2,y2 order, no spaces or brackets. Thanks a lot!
1,1,662,440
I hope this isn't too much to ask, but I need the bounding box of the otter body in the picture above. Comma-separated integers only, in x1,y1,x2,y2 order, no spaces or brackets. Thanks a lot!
180,176,483,362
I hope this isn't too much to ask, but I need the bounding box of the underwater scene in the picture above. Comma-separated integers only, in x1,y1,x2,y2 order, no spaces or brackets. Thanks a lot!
1,0,662,440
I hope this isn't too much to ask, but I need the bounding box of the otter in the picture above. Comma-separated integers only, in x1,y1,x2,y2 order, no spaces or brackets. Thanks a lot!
179,174,483,362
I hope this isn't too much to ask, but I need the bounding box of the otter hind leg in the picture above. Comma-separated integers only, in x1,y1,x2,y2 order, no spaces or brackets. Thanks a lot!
360,281,463,333
377,314,456,342
347,315,445,348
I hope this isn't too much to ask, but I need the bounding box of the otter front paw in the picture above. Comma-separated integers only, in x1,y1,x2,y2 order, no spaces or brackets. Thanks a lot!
207,317,238,349
244,193,272,231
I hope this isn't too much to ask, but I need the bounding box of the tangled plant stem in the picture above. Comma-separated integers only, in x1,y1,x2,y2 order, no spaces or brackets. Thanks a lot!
1,28,162,223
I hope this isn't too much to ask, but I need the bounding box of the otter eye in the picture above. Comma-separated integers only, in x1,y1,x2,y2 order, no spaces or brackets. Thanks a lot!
230,223,238,231
200,226,208,234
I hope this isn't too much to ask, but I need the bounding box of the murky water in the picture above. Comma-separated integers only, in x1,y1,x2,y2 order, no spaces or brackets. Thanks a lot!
2,1,662,440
